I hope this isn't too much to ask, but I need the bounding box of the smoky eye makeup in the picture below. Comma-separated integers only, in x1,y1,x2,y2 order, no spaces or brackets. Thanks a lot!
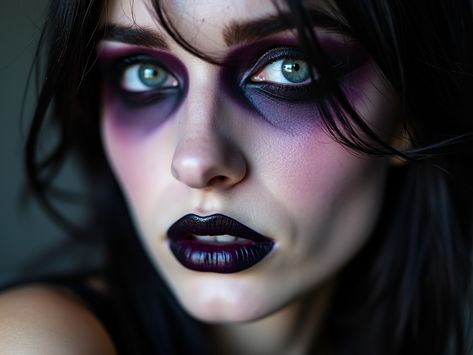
100,48,187,106
219,36,371,131
241,46,319,102
98,44,188,133
97,33,371,134
238,39,370,103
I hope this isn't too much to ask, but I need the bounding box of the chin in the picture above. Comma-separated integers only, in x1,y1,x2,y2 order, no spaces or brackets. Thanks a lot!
172,276,282,323
184,299,274,324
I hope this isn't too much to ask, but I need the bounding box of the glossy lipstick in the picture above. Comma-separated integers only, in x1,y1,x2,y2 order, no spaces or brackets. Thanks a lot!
167,214,274,273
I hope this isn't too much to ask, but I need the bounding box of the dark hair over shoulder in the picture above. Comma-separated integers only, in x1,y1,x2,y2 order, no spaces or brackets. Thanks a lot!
25,0,473,354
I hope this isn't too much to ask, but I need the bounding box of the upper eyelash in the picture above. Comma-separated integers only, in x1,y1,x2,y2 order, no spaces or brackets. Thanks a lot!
112,48,311,87
112,55,182,96
245,44,365,90
113,55,171,80
116,54,160,66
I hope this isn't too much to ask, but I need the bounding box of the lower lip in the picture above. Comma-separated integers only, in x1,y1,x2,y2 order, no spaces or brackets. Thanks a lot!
169,239,274,273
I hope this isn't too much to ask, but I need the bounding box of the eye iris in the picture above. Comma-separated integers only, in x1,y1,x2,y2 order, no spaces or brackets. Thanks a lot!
281,59,309,83
138,64,168,87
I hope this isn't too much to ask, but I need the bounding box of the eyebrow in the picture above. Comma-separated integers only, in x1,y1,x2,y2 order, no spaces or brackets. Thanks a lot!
100,8,350,49
100,24,170,49
223,9,350,47
222,15,291,47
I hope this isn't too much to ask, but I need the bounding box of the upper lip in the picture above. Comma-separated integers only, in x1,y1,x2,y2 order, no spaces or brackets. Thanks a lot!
167,214,272,243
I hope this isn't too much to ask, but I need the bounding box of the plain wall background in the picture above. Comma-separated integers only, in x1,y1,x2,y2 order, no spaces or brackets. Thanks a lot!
0,0,101,285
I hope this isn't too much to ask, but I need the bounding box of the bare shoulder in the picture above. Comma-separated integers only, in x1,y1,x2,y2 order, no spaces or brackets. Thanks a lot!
0,284,117,355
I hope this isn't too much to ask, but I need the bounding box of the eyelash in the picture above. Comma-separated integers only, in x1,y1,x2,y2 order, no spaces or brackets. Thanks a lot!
241,47,320,101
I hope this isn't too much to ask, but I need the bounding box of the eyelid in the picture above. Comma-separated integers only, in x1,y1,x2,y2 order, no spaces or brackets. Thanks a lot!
241,47,310,86
114,54,180,93
121,63,179,92
251,58,317,85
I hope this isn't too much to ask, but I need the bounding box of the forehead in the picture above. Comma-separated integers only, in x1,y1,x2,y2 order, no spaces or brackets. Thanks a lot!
107,0,282,25
106,0,284,48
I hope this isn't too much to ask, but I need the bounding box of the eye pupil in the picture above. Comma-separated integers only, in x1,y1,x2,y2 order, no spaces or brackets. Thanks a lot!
281,59,309,83
283,63,300,72
143,67,158,78
139,64,168,87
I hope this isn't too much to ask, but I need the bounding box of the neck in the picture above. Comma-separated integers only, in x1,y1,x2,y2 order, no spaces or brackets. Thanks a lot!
209,281,334,355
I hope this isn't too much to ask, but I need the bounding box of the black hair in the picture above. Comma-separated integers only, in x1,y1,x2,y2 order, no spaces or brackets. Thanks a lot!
25,0,473,354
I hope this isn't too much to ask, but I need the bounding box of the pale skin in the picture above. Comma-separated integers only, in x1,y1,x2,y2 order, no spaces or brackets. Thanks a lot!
0,285,116,355
0,0,401,354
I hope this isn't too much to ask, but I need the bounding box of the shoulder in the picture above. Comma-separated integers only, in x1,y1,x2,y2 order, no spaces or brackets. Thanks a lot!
0,284,117,355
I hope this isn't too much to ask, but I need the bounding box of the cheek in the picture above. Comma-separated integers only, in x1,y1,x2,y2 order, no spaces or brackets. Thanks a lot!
100,108,176,225
249,70,396,277
261,132,376,220
255,130,387,296
252,74,393,218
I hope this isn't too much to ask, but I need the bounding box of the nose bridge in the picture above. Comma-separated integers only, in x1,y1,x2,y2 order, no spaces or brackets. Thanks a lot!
171,66,247,189
186,64,220,123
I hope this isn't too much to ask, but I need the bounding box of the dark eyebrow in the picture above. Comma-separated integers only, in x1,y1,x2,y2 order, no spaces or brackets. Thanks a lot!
223,15,290,47
100,24,169,49
223,9,351,47
100,8,350,49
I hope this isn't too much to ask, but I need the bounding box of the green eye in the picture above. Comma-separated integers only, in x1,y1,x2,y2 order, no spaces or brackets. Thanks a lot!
121,62,179,92
250,57,315,85
281,59,310,83
138,64,169,88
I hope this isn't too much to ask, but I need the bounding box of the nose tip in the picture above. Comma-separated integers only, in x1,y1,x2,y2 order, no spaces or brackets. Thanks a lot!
171,136,247,189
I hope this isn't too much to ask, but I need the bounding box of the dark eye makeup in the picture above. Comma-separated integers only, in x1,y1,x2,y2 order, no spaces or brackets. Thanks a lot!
109,48,361,101
99,36,370,132
241,47,318,102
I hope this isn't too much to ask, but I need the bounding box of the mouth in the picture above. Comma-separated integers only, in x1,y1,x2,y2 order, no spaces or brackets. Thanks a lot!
167,214,274,273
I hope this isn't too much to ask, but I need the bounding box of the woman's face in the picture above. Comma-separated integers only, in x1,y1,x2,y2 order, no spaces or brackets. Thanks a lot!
100,0,398,322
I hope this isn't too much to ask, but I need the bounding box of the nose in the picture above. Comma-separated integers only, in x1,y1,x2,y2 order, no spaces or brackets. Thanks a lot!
171,93,247,190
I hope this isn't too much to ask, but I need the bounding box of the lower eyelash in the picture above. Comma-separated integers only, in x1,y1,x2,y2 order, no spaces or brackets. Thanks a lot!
246,81,320,102
117,87,181,107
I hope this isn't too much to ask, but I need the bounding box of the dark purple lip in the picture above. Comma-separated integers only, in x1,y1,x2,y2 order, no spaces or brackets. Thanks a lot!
167,214,274,273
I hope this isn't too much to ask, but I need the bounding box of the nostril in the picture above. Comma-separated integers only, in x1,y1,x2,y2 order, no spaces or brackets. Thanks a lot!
207,175,228,187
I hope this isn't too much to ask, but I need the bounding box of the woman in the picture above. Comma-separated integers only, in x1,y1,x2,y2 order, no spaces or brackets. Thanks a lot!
1,0,472,354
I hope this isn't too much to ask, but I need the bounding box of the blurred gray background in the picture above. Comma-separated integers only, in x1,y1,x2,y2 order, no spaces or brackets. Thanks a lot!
0,1,100,285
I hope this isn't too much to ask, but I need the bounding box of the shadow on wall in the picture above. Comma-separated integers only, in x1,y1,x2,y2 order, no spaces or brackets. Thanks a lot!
0,1,103,285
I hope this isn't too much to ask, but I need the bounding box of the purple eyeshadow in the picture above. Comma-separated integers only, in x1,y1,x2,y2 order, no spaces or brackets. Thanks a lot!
242,62,374,133
218,36,372,133
99,35,372,136
104,88,182,135
243,88,324,131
